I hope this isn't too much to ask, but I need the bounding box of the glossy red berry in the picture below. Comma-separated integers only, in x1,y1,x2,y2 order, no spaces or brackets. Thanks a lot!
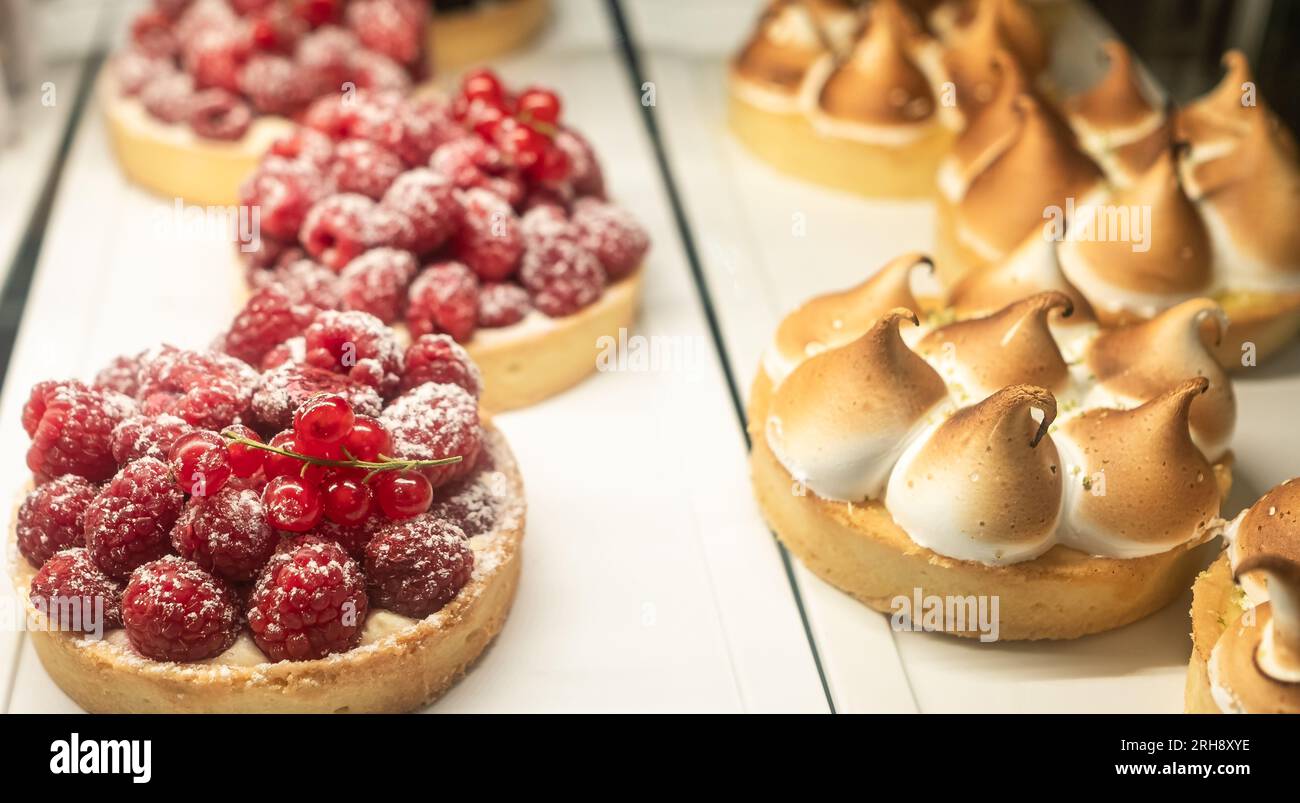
461,68,503,103
169,431,232,498
374,470,433,520
263,431,303,480
293,392,355,446
528,145,571,183
342,415,391,462
262,475,323,532
322,474,373,525
223,424,266,478
516,88,562,126
498,122,548,170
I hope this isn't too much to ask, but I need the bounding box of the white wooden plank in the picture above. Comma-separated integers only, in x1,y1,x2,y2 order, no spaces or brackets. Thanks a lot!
3,0,827,713
628,0,1300,713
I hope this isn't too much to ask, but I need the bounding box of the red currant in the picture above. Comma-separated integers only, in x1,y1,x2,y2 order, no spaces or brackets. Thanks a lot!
461,69,503,104
470,105,507,140
499,122,548,170
262,475,323,532
342,415,391,462
169,431,232,498
528,145,571,183
374,471,433,520
516,88,562,126
293,393,355,446
263,431,303,480
322,474,373,525
224,424,266,478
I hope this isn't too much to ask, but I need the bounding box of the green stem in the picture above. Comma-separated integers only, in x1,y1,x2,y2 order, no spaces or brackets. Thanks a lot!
220,430,462,476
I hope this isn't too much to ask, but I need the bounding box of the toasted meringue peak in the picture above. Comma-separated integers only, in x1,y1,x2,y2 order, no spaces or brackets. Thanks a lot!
1106,115,1172,186
940,49,1039,195
947,234,1096,322
956,95,1103,260
804,0,866,53
764,253,932,383
918,292,1073,399
1058,146,1214,313
732,0,832,95
817,0,936,126
1055,379,1221,557
766,309,950,501
1229,480,1300,586
1178,50,1255,139
885,384,1062,564
1066,41,1157,133
942,0,1046,115
1185,108,1300,280
1234,555,1300,684
1085,299,1235,460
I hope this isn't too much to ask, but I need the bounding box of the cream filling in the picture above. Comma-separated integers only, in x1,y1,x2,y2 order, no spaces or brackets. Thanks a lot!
763,304,1230,566
1208,639,1248,713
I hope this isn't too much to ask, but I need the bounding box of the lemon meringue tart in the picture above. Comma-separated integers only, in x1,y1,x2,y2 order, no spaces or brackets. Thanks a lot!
749,254,1235,641
105,0,431,206
728,0,959,198
12,314,525,713
1187,480,1300,713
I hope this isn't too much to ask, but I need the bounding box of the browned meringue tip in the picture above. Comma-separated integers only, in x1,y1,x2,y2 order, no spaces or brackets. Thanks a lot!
1233,480,1300,572
1232,554,1300,686
817,0,937,126
731,0,831,92
990,384,1057,447
1066,40,1157,130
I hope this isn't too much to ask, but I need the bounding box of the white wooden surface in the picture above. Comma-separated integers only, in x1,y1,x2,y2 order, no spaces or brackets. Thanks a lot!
625,0,1300,712
0,0,828,713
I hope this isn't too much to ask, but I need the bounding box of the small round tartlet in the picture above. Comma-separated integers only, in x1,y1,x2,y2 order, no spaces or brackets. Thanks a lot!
1186,480,1300,713
238,72,649,412
12,308,526,712
750,254,1236,641
104,0,432,205
427,0,549,72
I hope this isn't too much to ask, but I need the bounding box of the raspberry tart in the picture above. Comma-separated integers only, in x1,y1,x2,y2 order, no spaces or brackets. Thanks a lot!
11,314,525,713
749,253,1236,640
1186,480,1300,713
238,69,650,411
104,0,431,205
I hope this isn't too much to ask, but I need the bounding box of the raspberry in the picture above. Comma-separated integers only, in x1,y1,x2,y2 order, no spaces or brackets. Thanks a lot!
554,128,605,198
364,515,473,617
268,128,335,170
111,413,193,465
329,139,405,200
337,247,417,323
84,458,186,579
175,0,239,41
350,50,411,93
300,193,378,271
117,51,173,95
429,475,498,538
16,476,100,567
380,168,460,254
401,334,482,397
94,353,146,397
520,237,606,317
571,198,649,280
122,556,241,662
171,486,277,583
379,382,481,488
249,257,341,309
184,27,251,93
29,548,124,633
241,235,301,272
240,157,330,241
23,380,87,437
250,362,383,433
135,347,258,430
247,535,368,661
346,0,424,65
224,286,320,366
130,10,178,58
303,309,405,396
294,25,356,98
477,281,532,328
430,136,524,206
188,87,253,140
407,261,479,342
520,203,576,251
238,53,310,115
453,188,523,281
314,517,380,560
260,336,305,370
359,95,461,167
26,384,135,482
141,72,196,123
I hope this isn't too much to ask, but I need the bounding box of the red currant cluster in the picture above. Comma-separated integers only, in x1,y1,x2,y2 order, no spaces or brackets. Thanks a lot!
167,392,458,532
453,68,571,183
